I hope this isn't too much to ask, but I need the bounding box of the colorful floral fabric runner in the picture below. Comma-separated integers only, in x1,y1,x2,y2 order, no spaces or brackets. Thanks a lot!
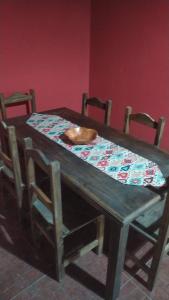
27,113,166,187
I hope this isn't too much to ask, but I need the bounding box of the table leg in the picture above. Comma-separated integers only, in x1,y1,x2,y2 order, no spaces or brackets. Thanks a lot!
105,221,129,300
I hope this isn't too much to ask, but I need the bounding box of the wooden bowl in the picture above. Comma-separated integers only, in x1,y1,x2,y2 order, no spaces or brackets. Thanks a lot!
64,127,97,145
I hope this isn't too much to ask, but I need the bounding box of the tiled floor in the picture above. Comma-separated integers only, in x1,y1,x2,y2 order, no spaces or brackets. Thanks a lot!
1,199,169,300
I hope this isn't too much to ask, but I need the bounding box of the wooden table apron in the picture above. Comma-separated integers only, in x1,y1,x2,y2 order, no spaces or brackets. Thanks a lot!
6,107,169,300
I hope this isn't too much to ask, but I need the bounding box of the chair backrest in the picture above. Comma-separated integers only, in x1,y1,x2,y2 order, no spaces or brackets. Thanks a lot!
0,121,24,211
123,106,165,147
81,93,112,126
24,137,63,247
0,89,36,120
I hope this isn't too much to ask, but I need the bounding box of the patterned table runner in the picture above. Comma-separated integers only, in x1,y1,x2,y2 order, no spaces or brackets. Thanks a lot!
27,113,166,187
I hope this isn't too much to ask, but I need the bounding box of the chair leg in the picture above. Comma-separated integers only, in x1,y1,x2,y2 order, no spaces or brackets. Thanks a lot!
15,185,24,224
54,238,65,282
146,195,169,290
55,258,65,282
148,230,169,289
0,173,3,203
95,215,105,255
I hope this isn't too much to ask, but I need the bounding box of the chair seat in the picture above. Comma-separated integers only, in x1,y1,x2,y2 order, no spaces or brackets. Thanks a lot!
33,189,100,239
2,166,15,182
33,202,99,263
33,199,53,224
134,200,164,231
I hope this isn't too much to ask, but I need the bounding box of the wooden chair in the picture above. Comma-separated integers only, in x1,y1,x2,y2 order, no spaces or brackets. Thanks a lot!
82,93,112,126
24,137,104,281
0,121,25,220
125,184,169,291
123,106,167,288
123,106,165,147
0,89,36,120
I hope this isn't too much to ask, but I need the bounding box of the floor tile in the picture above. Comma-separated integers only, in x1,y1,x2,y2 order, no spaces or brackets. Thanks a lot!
1,194,169,300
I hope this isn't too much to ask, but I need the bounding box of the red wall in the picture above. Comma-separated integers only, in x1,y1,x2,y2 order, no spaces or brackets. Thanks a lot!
90,0,169,150
1,0,169,150
0,0,91,116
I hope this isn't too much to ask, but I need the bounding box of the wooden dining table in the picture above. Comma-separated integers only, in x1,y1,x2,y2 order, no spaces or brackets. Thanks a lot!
6,107,169,300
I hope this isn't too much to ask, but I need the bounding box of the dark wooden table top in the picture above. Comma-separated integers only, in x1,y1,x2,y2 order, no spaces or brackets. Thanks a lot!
6,107,169,224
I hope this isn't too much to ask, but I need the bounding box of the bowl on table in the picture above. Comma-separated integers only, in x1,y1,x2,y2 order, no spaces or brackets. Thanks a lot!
64,127,97,145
